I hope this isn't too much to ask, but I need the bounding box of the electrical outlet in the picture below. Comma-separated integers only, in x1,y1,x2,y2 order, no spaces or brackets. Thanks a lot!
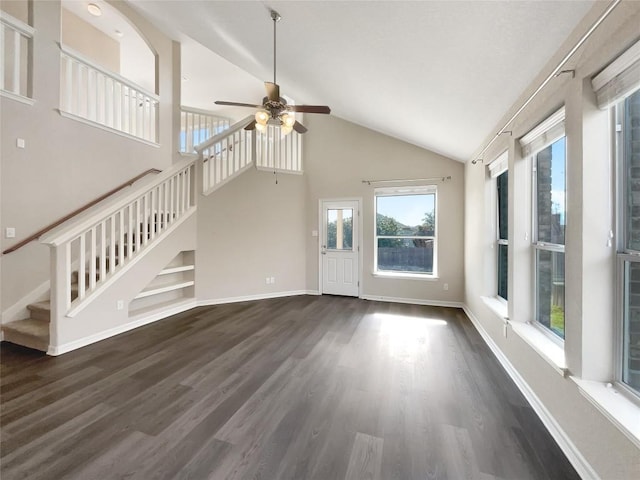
270,276,275,284
16,138,25,149
5,227,15,238
265,277,271,284
443,283,449,291
117,300,124,310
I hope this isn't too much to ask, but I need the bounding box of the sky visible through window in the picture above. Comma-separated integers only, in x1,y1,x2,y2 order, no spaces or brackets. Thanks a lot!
377,194,435,226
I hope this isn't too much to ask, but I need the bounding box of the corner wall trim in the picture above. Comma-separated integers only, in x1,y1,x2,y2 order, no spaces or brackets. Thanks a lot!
361,294,463,309
47,299,196,356
461,304,599,480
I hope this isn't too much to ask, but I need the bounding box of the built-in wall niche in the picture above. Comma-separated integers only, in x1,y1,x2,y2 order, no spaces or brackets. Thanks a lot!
128,251,195,318
60,0,155,93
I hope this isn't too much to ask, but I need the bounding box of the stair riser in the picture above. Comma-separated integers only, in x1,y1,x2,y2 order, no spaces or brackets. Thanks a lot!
2,328,48,352
27,306,50,322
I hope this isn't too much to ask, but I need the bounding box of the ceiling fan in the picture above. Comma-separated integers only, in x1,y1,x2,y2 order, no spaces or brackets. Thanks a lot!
214,9,331,135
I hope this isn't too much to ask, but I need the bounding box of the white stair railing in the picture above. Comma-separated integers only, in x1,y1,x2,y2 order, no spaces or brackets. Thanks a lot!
195,116,305,194
0,11,34,100
60,45,159,143
196,115,255,195
41,159,196,320
180,107,230,154
256,124,303,174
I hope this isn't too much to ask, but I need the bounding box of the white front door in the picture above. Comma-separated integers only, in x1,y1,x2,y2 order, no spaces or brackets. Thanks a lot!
321,200,359,297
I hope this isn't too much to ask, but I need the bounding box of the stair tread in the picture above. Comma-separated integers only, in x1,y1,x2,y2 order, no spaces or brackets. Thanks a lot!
2,318,49,339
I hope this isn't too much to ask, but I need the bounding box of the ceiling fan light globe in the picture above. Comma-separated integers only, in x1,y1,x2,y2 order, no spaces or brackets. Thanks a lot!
255,111,269,125
255,122,267,133
281,113,295,128
281,125,293,135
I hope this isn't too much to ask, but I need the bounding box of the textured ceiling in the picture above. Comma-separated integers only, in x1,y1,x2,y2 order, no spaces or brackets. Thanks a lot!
127,0,595,162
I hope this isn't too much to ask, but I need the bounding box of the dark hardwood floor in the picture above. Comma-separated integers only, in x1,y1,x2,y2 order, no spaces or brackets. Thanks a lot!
0,295,579,480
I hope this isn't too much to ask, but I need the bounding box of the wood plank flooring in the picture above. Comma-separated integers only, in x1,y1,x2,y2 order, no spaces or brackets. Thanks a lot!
0,295,580,480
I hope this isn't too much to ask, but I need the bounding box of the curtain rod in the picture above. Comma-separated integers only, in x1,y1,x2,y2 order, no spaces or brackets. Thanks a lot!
471,0,621,164
362,176,452,186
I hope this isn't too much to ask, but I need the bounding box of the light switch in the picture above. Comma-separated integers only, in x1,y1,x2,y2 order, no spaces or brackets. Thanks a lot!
5,227,16,238
16,138,25,149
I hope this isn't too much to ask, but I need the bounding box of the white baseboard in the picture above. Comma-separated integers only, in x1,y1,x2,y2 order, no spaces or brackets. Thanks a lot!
198,290,316,307
360,294,463,309
461,304,599,480
47,299,197,356
2,280,50,324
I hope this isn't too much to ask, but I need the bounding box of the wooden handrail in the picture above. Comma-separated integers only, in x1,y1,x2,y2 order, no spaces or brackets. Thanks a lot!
2,168,162,255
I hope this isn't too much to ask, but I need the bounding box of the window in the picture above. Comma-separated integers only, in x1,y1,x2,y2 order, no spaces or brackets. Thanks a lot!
593,37,640,397
520,107,566,341
489,151,509,302
374,186,436,276
616,88,640,396
497,170,509,301
534,137,566,340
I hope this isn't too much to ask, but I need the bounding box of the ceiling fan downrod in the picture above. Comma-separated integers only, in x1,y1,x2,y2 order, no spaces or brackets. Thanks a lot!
271,10,281,86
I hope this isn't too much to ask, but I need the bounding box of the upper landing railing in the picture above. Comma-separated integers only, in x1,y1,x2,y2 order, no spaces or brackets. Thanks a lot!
0,11,34,101
59,45,159,144
195,116,304,195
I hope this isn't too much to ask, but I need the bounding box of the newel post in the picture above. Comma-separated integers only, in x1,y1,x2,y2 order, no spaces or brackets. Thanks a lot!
49,242,71,350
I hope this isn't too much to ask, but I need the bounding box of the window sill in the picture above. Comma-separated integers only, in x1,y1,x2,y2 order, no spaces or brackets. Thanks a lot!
481,296,508,321
510,321,568,376
1,90,35,106
571,378,640,449
372,271,438,281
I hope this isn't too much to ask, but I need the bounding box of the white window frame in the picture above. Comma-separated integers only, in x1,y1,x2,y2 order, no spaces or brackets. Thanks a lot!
614,90,640,401
489,151,509,304
520,107,566,344
373,185,437,278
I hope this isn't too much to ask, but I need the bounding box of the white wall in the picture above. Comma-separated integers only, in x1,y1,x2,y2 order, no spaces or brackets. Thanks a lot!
464,2,640,478
0,0,178,320
304,114,465,304
195,166,307,302
61,7,120,73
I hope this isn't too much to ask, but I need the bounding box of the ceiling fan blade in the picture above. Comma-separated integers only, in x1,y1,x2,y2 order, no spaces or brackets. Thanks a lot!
292,121,308,134
287,105,331,114
244,120,257,131
214,101,262,108
265,82,280,102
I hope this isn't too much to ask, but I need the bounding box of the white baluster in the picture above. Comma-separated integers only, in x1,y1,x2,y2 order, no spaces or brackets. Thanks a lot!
99,221,106,283
78,234,86,300
12,29,20,94
169,177,175,223
109,214,116,276
89,227,97,291
119,209,124,263
0,23,5,91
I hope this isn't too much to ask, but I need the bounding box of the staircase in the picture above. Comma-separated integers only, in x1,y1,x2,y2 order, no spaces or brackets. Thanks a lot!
2,115,303,355
1,216,174,352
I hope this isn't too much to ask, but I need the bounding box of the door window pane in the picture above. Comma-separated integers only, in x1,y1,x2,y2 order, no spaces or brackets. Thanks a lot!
536,250,565,339
327,209,353,250
536,138,566,245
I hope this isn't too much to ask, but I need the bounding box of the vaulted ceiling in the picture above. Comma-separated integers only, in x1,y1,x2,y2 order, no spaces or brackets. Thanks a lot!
127,0,595,162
